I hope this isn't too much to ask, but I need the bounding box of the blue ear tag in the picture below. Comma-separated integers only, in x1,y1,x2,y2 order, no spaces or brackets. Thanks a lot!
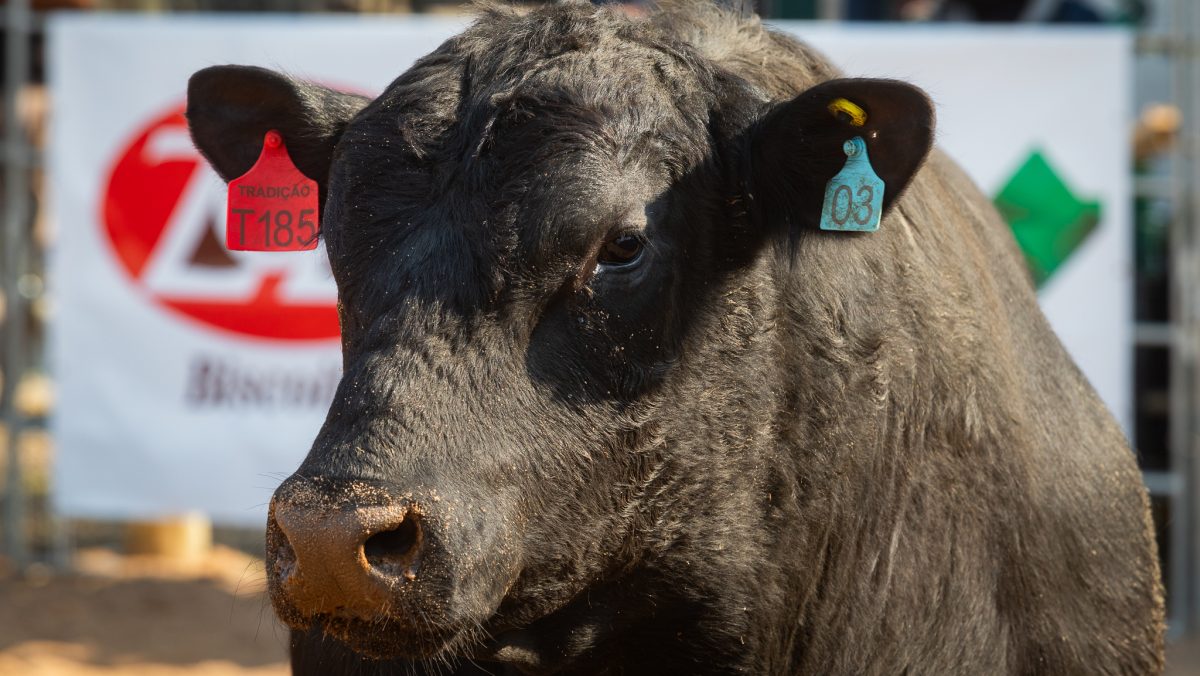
820,136,885,232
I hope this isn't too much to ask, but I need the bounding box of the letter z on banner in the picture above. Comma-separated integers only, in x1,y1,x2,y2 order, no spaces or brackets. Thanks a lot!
54,98,345,524
47,16,466,525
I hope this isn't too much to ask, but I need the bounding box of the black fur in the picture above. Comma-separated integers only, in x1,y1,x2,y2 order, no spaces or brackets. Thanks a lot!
188,3,1164,674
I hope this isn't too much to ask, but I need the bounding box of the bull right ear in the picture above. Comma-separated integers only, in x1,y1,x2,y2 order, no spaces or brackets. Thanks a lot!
186,65,370,192
745,78,935,232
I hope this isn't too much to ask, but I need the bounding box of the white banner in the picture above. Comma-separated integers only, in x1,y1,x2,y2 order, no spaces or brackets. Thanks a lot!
48,16,1131,525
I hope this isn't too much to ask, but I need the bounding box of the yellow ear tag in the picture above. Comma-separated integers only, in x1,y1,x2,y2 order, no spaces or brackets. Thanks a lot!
828,98,868,127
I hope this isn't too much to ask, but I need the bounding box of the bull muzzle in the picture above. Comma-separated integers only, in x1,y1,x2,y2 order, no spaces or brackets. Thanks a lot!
265,474,520,658
270,494,422,618
265,476,442,623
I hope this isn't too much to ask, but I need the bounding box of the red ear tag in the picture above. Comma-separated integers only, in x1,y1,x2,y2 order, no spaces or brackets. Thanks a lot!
226,130,320,251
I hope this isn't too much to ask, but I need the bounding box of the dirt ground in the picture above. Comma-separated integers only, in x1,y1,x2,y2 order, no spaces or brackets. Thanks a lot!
0,546,288,676
1171,638,1200,676
1,544,1199,675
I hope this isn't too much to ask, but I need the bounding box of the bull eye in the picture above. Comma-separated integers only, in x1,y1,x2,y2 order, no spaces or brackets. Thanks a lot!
597,232,644,268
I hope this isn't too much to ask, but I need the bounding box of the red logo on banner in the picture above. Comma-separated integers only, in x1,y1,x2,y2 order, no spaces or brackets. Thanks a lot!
101,105,339,342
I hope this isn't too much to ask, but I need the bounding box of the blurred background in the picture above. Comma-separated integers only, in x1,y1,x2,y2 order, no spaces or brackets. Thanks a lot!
0,0,1192,673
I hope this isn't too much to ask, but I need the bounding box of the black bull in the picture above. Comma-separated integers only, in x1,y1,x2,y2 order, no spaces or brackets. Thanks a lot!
186,2,1164,674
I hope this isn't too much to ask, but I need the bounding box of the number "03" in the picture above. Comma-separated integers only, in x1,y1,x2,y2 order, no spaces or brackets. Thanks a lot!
830,184,875,227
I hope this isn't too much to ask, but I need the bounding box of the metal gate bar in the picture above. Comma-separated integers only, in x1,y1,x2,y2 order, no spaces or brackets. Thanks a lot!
1,0,32,571
1171,0,1200,636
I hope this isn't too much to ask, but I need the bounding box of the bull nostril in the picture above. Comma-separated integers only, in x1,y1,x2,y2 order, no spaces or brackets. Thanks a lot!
363,515,422,578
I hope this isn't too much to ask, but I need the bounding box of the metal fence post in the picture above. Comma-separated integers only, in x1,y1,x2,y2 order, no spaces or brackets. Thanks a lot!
2,0,32,572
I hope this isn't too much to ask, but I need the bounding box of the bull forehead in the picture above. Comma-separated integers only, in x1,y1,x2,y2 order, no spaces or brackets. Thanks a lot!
326,12,714,319
329,119,669,325
362,3,716,178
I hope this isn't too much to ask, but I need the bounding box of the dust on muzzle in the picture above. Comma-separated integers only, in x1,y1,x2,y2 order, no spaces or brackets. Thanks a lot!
266,474,520,657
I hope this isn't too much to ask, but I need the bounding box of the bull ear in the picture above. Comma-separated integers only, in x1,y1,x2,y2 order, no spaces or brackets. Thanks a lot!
747,78,934,230
186,65,370,188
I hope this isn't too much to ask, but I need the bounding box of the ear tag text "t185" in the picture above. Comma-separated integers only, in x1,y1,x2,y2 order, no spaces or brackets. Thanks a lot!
226,130,320,251
820,136,885,233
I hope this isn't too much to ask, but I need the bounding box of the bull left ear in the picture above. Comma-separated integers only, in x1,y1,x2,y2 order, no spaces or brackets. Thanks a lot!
187,65,370,190
746,78,935,230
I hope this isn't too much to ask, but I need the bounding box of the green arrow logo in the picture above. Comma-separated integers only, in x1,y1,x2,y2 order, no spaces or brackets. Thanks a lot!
993,149,1101,287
